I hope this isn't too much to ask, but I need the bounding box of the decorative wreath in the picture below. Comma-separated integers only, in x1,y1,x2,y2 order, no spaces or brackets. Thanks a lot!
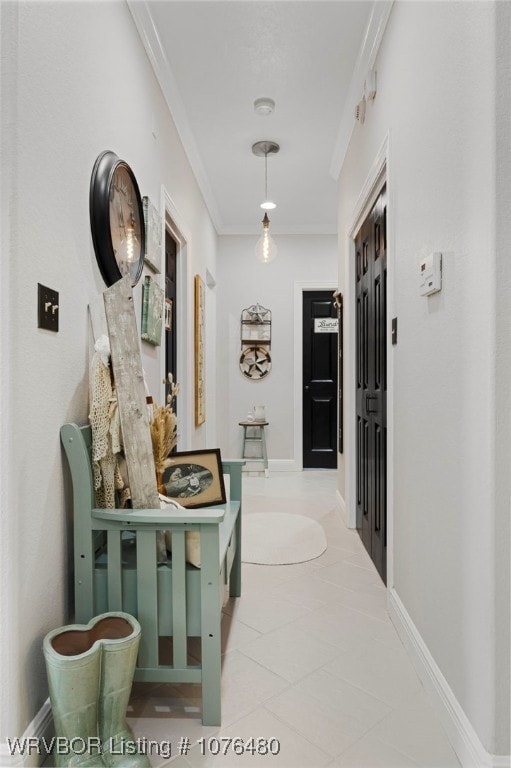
239,346,272,380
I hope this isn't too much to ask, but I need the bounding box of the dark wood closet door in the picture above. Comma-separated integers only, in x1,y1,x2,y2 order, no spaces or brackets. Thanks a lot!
303,291,338,469
355,186,387,583
165,229,177,404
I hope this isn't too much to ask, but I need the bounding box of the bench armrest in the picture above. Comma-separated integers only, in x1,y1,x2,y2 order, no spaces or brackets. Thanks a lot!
92,506,226,525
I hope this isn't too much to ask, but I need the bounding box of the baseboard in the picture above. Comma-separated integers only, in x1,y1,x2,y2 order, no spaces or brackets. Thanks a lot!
388,588,510,768
268,460,298,472
0,699,53,768
242,459,297,474
335,489,348,524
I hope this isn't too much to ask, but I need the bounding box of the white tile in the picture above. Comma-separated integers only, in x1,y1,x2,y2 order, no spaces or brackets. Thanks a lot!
269,572,349,611
372,618,406,651
222,591,312,633
325,583,389,621
265,691,359,757
291,602,390,652
341,548,377,571
264,559,326,581
292,667,392,734
158,756,192,768
184,706,331,768
324,638,423,708
315,560,384,592
241,623,339,683
220,612,262,654
309,544,356,568
369,691,461,767
224,565,288,610
319,514,363,553
187,614,262,660
331,734,421,767
219,649,289,723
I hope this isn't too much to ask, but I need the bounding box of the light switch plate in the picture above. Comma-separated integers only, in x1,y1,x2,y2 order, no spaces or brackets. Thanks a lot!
419,252,442,296
38,283,59,332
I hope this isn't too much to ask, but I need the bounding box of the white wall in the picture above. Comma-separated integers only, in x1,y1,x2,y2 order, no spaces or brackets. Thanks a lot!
216,235,337,467
0,0,218,744
338,1,509,758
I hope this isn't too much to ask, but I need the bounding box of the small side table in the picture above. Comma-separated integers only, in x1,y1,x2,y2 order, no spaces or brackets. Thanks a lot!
239,421,269,477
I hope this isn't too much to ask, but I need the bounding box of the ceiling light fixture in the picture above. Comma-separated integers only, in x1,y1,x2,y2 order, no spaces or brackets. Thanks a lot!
254,97,275,117
252,140,280,211
252,141,280,264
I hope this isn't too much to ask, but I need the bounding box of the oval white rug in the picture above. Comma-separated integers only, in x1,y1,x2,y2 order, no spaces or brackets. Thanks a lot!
242,512,327,565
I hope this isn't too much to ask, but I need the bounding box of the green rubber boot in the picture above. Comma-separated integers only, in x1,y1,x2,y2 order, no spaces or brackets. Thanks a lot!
97,613,150,768
43,623,104,768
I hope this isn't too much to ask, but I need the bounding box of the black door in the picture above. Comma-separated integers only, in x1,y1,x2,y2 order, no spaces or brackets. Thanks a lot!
303,291,338,469
355,186,387,583
165,229,177,403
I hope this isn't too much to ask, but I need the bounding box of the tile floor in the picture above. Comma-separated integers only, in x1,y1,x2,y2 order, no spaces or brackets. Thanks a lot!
127,471,461,768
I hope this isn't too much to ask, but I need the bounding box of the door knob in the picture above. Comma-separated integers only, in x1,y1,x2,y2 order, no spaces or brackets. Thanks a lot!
304,385,310,391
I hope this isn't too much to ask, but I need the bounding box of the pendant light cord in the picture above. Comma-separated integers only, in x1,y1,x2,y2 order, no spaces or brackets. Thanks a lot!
264,151,268,202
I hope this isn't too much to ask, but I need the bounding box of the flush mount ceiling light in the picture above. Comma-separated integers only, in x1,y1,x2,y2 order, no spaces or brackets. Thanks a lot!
252,140,280,211
253,97,275,116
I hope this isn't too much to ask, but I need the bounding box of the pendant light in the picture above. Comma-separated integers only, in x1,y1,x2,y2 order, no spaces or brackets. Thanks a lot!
255,211,278,264
252,140,279,210
252,140,280,263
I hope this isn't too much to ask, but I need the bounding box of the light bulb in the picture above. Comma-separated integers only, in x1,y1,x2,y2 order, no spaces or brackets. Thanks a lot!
260,200,277,210
255,213,278,263
118,231,138,262
117,223,140,281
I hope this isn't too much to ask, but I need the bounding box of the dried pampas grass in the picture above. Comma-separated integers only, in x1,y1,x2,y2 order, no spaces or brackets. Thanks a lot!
150,373,180,492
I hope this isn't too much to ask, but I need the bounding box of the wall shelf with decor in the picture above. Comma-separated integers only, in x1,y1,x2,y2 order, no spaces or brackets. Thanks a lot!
240,303,272,345
239,303,272,380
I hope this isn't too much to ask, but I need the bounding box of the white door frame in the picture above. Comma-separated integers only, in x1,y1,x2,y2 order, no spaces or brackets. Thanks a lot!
344,134,394,589
293,280,337,472
161,186,192,451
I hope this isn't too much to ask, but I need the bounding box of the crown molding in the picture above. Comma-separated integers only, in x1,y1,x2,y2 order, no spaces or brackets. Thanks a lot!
127,0,225,232
329,0,394,181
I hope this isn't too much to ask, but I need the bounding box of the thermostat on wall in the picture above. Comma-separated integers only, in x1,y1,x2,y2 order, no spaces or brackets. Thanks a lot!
419,252,442,296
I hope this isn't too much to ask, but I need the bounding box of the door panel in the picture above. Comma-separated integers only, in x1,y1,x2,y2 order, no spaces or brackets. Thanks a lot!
355,187,387,583
303,291,338,469
165,229,177,404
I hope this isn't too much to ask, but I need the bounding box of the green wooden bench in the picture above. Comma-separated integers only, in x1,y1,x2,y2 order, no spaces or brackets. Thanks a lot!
60,422,243,726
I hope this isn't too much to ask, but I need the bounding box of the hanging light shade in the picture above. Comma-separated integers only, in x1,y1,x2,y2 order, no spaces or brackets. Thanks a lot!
255,212,278,264
252,140,279,210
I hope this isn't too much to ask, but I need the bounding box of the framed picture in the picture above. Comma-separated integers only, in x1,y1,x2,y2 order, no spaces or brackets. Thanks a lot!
142,196,162,273
162,449,226,508
141,275,164,346
165,298,173,331
194,274,206,426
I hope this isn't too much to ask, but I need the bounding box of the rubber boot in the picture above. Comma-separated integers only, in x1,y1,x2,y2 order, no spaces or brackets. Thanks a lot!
97,613,150,768
43,623,104,768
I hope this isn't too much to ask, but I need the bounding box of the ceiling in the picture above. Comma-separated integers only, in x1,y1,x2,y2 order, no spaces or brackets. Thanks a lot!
130,1,381,235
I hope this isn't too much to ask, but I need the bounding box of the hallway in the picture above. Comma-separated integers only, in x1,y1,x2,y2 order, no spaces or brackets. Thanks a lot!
127,472,460,768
